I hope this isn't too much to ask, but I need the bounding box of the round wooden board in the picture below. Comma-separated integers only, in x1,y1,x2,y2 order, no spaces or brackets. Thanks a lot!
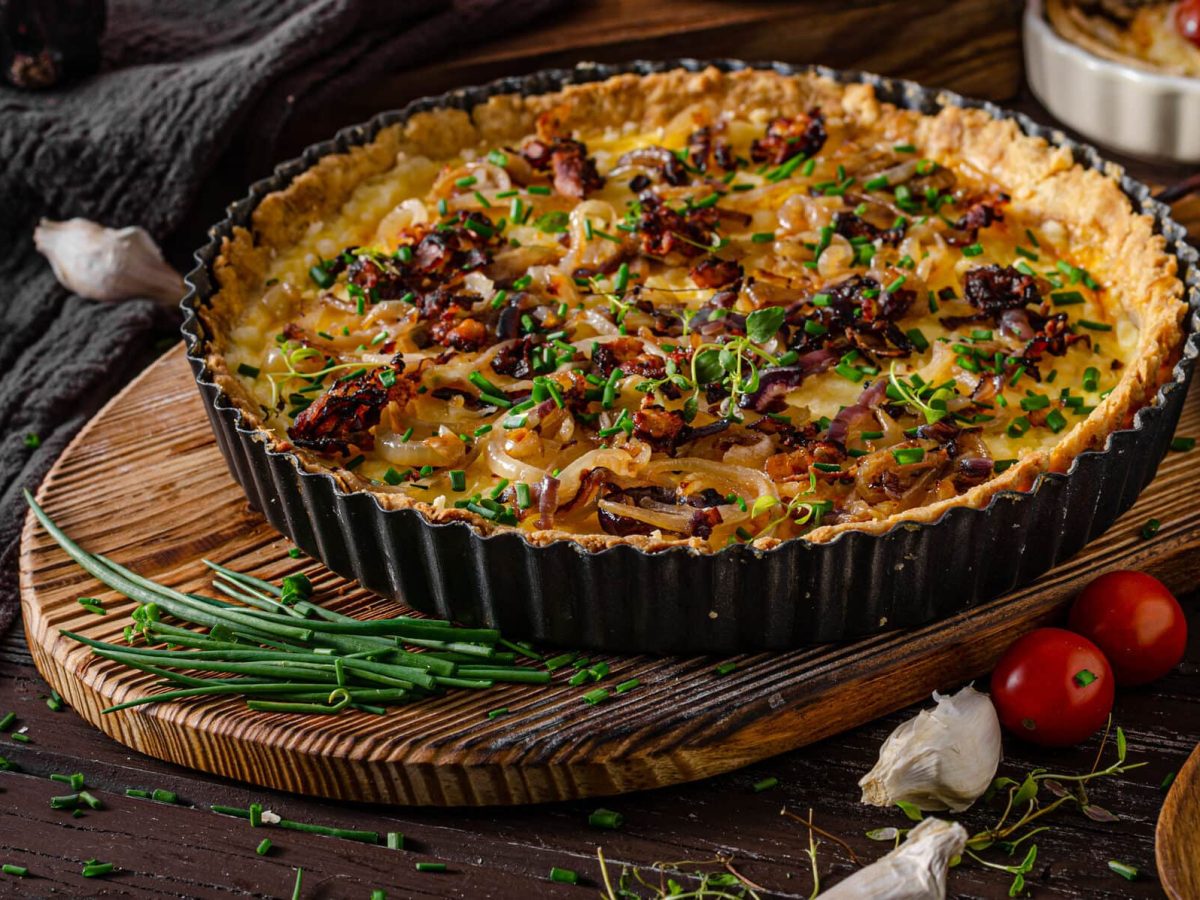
19,345,1200,806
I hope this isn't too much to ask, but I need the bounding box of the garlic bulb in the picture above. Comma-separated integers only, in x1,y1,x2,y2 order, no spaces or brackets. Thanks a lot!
818,817,967,899
34,218,185,305
859,685,1001,812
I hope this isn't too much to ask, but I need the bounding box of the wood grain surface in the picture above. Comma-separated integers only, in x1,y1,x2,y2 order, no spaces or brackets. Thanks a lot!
1156,743,1200,900
16,343,1200,808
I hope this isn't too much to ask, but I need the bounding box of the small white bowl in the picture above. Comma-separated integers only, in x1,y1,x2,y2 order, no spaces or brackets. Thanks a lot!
1025,0,1200,162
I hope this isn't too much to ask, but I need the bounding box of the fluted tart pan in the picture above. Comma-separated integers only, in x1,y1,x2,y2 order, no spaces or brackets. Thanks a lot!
181,60,1200,653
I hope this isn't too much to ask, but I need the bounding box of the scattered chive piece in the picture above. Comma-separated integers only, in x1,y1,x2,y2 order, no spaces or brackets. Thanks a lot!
371,892,386,900
77,597,106,615
544,652,576,671
615,678,640,694
78,791,103,810
752,776,779,793
1074,669,1097,687
387,832,405,850
582,688,610,705
550,867,579,885
1076,319,1111,331
2,864,27,877
961,243,984,257
1108,861,1138,881
256,838,272,856
588,808,624,830
416,862,446,873
46,689,63,712
1161,771,1177,792
1170,436,1195,452
487,707,509,719
10,733,29,743
249,802,263,827
152,788,177,804
292,867,303,900
0,713,13,732
236,363,260,378
126,789,150,799
82,862,115,878
1141,518,1161,539
449,470,467,492
714,661,738,676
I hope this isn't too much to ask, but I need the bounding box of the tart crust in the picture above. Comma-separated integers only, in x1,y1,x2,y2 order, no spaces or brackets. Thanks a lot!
201,67,1185,552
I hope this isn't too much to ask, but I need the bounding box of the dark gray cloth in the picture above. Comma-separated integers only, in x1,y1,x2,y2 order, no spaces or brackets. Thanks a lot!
0,0,566,633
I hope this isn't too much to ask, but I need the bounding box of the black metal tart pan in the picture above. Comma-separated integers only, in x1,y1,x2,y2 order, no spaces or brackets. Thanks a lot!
181,59,1200,653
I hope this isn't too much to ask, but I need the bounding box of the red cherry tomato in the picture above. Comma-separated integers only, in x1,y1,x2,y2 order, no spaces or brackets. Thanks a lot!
1178,0,1200,48
990,628,1114,746
1068,571,1188,686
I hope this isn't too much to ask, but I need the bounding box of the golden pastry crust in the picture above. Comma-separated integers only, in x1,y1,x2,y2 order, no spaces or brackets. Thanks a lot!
201,67,1185,553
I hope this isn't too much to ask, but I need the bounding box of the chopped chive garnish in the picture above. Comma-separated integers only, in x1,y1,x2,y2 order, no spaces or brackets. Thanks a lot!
292,868,303,899
614,678,640,694
891,448,925,465
751,232,775,243
10,733,29,743
1170,436,1195,452
714,661,738,676
582,688,610,705
387,832,405,850
962,243,984,257
1083,367,1100,392
126,788,150,799
1142,518,1161,539
1076,319,1111,331
515,482,532,509
152,788,177,804
2,865,28,877
752,776,779,793
1051,290,1085,306
237,363,260,378
46,690,63,712
449,470,467,492
487,707,509,719
256,838,272,856
416,862,447,873
0,713,13,732
82,862,115,878
588,808,624,830
994,459,1018,473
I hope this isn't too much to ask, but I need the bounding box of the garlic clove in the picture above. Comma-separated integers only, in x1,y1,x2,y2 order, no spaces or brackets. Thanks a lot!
859,684,1002,813
34,218,186,306
818,817,967,899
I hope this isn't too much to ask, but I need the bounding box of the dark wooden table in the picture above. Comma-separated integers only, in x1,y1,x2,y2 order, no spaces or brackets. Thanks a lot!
4,2,1199,896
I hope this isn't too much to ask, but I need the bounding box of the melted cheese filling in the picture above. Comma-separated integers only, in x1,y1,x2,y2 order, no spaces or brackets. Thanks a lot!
225,112,1137,546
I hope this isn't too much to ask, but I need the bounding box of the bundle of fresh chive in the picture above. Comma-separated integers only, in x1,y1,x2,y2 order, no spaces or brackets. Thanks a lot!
25,491,548,716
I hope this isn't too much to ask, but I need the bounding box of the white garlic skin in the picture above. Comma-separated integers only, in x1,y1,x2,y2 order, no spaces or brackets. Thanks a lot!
859,685,1002,813
818,817,968,900
34,218,185,305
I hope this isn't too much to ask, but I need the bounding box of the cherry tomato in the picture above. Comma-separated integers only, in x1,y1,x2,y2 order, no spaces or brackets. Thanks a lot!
990,627,1114,746
1178,0,1200,48
1068,571,1188,686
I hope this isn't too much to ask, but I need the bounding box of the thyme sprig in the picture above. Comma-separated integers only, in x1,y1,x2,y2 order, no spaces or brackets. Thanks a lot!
596,848,763,899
